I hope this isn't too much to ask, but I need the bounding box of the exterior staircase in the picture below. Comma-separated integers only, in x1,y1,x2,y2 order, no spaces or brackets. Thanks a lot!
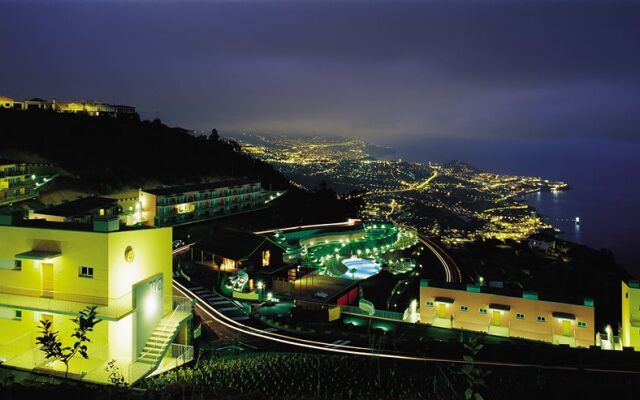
127,306,192,383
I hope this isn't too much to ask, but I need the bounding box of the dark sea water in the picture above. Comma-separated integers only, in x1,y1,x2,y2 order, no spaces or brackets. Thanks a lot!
377,136,640,276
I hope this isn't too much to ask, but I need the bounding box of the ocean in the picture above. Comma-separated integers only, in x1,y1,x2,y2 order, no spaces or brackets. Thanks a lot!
377,136,640,276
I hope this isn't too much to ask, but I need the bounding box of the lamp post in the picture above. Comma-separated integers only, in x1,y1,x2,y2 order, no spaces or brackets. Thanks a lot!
257,280,264,301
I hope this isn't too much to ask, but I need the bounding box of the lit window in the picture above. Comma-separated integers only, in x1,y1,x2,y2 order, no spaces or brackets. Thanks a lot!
537,316,546,322
460,306,468,312
516,313,525,320
578,322,587,328
79,266,94,278
479,308,487,314
262,250,271,267
176,203,195,214
14,260,22,270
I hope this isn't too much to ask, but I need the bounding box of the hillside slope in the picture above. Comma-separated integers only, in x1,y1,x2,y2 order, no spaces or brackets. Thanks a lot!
0,109,361,224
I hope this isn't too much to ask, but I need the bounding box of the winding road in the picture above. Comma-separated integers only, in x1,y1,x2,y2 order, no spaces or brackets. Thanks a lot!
418,235,462,283
174,279,640,375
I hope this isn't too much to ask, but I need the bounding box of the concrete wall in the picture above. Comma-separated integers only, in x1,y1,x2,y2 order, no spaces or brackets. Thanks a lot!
106,227,173,314
132,274,164,357
139,190,157,227
0,226,110,301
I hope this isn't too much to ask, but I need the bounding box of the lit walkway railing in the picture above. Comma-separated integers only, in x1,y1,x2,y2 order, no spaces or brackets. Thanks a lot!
0,286,133,320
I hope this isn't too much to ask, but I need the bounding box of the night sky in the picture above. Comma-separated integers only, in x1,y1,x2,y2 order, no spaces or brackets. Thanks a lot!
1,1,639,142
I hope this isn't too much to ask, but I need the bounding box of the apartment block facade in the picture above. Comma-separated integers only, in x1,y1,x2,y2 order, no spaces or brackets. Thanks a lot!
420,280,595,348
140,180,267,227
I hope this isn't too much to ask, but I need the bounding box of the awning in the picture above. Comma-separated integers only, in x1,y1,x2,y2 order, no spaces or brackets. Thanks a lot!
552,311,576,320
15,250,61,261
489,303,511,312
434,296,454,304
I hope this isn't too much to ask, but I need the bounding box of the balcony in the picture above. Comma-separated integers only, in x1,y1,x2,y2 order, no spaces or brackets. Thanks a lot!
0,285,133,321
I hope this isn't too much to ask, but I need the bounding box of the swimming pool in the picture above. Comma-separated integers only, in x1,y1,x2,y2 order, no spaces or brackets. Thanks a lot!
339,257,382,280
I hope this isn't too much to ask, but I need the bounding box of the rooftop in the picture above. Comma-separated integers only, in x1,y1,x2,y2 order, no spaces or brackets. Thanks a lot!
143,179,258,196
6,218,151,233
0,158,26,166
35,196,117,218
421,280,593,308
287,271,359,303
196,227,282,261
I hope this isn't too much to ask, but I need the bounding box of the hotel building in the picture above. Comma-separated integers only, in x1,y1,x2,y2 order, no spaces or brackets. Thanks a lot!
420,280,595,348
139,179,268,227
0,159,56,206
0,215,193,384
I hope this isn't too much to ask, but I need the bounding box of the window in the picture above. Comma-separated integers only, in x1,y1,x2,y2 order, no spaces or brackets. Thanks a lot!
426,301,434,307
537,316,546,322
262,250,271,267
516,313,525,320
479,308,487,315
176,203,195,214
578,322,587,328
79,266,94,278
0,309,22,320
14,260,22,270
460,306,468,312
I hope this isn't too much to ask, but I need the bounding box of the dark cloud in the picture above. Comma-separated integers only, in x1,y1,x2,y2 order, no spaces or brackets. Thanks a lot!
1,1,639,141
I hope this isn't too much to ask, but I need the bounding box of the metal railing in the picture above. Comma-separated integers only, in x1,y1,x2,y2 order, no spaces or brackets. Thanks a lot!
340,305,404,321
168,343,194,367
0,286,133,320
125,296,193,383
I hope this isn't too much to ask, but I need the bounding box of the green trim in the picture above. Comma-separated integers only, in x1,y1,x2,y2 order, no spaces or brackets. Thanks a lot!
15,250,61,261
466,284,481,293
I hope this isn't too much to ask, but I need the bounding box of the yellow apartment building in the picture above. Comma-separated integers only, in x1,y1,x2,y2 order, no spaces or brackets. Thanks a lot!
0,216,192,384
621,280,640,350
0,160,30,204
0,159,58,206
420,280,595,348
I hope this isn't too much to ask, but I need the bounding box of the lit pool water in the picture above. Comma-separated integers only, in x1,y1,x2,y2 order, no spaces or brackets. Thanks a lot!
339,257,381,280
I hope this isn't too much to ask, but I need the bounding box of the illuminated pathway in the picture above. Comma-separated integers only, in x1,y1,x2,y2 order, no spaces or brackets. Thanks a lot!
359,170,439,197
415,170,439,190
173,280,640,375
254,218,360,235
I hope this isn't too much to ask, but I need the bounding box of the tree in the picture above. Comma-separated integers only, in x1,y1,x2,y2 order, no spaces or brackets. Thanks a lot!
208,128,219,141
36,305,100,378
